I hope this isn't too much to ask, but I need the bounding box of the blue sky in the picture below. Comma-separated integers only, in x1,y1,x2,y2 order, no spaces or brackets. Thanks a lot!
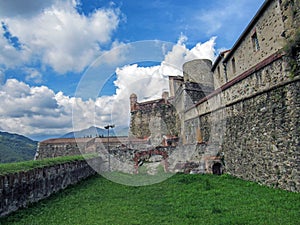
0,0,265,140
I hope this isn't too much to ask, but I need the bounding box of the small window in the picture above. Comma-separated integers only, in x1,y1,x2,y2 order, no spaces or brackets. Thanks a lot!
232,57,236,74
217,66,220,77
252,32,260,52
223,62,228,82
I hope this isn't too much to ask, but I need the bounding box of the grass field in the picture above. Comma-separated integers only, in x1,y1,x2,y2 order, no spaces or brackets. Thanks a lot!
1,173,299,225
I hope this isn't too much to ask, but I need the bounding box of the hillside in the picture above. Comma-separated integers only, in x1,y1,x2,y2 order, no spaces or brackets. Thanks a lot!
0,131,37,163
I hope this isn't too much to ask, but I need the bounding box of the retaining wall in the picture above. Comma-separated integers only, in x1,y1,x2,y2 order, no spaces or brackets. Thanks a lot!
0,157,100,217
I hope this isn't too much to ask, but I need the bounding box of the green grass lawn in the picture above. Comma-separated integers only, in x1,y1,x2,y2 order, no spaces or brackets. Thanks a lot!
1,173,299,225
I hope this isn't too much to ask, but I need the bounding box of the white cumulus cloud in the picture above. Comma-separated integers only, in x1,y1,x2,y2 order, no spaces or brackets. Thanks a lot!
91,36,217,129
0,0,121,73
161,35,216,75
0,36,216,139
0,79,71,137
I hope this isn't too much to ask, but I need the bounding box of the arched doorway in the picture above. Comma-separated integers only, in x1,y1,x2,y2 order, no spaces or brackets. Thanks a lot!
212,162,222,175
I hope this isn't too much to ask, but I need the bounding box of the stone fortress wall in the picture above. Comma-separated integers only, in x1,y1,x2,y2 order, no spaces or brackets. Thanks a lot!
35,0,299,191
129,0,300,191
179,0,299,191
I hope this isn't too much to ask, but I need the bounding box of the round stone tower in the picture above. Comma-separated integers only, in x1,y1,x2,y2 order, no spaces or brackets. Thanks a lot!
183,59,214,89
130,93,138,112
182,59,215,109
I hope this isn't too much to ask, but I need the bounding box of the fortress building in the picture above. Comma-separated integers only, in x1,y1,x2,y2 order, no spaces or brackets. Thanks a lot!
129,92,180,142
129,0,300,191
36,0,299,191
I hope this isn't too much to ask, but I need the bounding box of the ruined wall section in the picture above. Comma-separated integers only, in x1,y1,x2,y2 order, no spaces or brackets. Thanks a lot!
36,137,139,160
130,100,180,140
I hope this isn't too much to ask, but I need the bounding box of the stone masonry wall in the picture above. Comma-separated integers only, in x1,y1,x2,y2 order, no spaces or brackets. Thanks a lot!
35,141,82,159
0,158,100,217
35,138,97,159
130,103,180,139
184,55,300,191
225,0,286,82
223,80,300,192
280,0,300,40
212,0,290,88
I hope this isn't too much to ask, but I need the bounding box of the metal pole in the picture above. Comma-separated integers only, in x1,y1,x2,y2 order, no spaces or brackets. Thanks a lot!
105,124,114,172
108,127,110,172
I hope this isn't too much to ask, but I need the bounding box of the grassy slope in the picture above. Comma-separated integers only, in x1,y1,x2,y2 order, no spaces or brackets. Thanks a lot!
0,131,37,163
0,154,97,175
1,174,299,225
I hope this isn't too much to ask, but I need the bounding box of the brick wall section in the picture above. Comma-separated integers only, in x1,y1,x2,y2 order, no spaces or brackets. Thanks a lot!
0,157,100,217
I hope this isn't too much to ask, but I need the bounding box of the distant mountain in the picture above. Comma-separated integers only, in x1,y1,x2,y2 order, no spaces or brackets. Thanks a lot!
114,126,129,137
60,126,128,138
61,126,107,138
0,131,38,163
